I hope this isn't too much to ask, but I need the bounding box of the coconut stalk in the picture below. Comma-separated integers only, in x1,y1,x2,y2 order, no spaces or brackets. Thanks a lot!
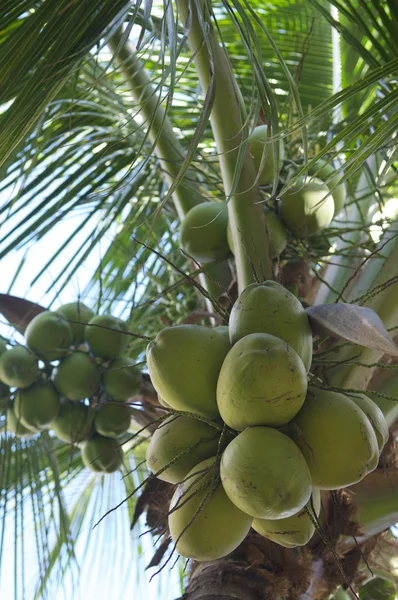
176,0,273,292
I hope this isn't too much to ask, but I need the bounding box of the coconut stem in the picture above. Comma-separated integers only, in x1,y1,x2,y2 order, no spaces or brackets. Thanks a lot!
176,0,273,292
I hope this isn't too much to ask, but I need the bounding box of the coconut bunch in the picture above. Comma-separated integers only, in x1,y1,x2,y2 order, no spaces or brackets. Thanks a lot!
146,281,388,561
1,302,143,474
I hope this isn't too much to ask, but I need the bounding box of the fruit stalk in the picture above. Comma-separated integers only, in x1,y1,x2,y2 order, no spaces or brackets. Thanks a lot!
176,0,273,291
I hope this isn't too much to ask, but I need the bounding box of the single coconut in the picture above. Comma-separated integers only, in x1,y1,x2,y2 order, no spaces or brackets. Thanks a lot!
15,380,60,430
51,399,95,444
84,315,129,359
308,159,346,215
228,208,288,260
56,301,94,344
25,311,73,361
81,436,123,473
278,177,334,238
146,415,223,484
53,351,101,401
291,387,379,490
0,346,39,389
248,125,285,185
229,281,313,371
342,392,389,452
94,404,131,438
146,325,231,419
179,202,230,263
6,405,37,438
220,426,312,519
102,357,142,401
252,488,321,548
217,333,307,430
168,457,252,561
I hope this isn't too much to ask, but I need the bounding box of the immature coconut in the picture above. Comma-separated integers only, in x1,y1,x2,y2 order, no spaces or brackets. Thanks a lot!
14,380,60,430
102,357,142,401
6,405,37,438
51,399,95,444
146,415,223,484
53,351,100,401
81,436,123,473
0,346,39,389
278,177,334,238
347,392,389,452
291,388,379,490
308,159,346,216
229,281,313,371
146,325,231,419
94,404,131,438
179,202,230,263
217,333,307,430
25,311,73,361
84,315,129,359
168,457,252,561
220,426,312,520
252,488,321,548
57,301,94,344
248,125,285,185
228,208,288,260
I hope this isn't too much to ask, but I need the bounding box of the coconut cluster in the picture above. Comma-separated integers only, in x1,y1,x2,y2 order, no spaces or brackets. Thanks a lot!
1,302,142,474
146,281,388,561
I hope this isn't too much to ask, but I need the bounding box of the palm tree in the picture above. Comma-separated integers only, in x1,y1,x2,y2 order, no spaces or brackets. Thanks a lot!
0,0,398,598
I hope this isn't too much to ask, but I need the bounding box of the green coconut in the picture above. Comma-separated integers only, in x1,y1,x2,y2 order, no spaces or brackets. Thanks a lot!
291,388,379,490
94,403,131,438
217,333,307,430
51,399,95,444
278,177,334,238
53,351,101,401
146,415,223,484
56,301,94,344
227,208,288,260
252,488,321,548
14,380,60,430
344,392,389,452
146,325,231,419
308,159,346,215
102,357,142,401
25,311,73,361
81,436,123,473
248,125,285,185
229,281,313,371
220,426,312,519
168,457,252,561
84,314,129,359
6,405,37,438
179,202,230,263
0,346,39,389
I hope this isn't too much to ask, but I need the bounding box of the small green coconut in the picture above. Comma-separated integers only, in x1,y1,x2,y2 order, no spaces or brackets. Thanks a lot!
248,125,285,185
252,488,321,548
57,301,94,344
168,457,252,561
0,346,39,389
53,351,101,401
217,333,307,430
94,403,131,438
15,380,60,430
81,436,123,473
179,202,230,263
6,405,38,438
278,177,334,238
291,388,379,490
84,315,129,359
308,159,346,216
102,357,142,401
229,281,313,371
347,393,389,452
146,325,231,419
25,311,73,361
51,399,95,444
146,415,223,484
220,426,312,520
